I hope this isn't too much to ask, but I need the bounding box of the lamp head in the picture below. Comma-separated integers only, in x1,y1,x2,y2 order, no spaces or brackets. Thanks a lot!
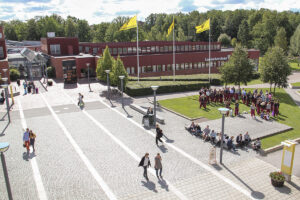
119,75,125,80
0,142,9,153
105,70,110,74
2,68,8,73
151,86,159,91
218,107,229,115
2,77,8,82
86,63,90,67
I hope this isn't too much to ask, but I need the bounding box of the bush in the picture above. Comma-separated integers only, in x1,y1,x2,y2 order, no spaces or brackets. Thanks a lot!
128,78,222,86
218,33,231,47
47,80,53,86
269,171,285,182
9,68,20,81
125,81,210,96
47,66,56,78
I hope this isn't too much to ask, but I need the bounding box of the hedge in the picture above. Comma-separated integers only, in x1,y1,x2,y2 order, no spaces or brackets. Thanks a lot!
9,68,21,81
128,77,222,85
125,81,210,96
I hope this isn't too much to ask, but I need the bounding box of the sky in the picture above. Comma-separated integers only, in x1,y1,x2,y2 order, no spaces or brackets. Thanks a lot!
0,0,299,24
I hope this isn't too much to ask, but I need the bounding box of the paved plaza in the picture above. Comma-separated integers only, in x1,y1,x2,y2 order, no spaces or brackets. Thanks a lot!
0,80,299,200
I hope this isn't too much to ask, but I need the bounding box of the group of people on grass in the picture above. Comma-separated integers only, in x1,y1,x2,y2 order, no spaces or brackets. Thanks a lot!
187,123,261,151
198,87,280,120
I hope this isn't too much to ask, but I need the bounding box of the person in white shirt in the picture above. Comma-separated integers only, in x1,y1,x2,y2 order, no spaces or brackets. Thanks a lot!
210,130,217,144
138,153,151,181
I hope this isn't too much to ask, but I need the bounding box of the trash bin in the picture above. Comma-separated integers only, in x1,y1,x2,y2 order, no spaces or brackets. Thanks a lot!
143,115,150,128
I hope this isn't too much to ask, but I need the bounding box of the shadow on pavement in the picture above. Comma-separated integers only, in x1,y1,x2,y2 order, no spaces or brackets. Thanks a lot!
158,145,168,153
211,163,223,171
287,181,300,191
158,178,169,191
274,185,291,194
222,164,265,199
141,180,158,193
0,121,10,135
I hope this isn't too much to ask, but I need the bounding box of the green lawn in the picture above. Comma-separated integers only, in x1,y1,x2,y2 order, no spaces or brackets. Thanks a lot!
289,62,300,71
159,88,300,149
291,82,300,87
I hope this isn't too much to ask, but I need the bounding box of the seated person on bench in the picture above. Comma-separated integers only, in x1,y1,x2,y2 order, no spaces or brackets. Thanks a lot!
195,123,202,136
188,122,196,134
253,138,261,151
210,130,217,144
236,134,244,147
147,107,153,115
244,132,251,145
227,136,237,151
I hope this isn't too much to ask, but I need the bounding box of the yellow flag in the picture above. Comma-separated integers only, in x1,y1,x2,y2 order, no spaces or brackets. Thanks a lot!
119,15,137,31
167,18,174,37
196,19,210,34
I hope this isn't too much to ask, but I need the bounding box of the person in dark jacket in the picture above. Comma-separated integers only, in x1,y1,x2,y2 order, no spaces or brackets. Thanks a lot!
155,124,163,145
236,134,244,147
138,153,151,181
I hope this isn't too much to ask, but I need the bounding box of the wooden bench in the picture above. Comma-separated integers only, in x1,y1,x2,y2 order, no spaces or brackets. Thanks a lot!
129,104,165,124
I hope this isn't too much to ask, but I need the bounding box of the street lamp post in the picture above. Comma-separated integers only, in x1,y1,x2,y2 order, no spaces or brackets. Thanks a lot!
105,70,110,99
218,107,229,164
0,142,13,200
2,68,11,123
86,63,92,92
151,86,159,126
119,76,125,108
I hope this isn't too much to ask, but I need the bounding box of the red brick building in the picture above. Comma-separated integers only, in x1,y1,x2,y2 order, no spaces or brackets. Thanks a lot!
79,41,260,77
0,26,10,82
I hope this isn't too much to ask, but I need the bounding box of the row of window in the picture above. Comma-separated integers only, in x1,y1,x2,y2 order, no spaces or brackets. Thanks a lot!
126,61,225,74
80,44,221,55
0,46,4,59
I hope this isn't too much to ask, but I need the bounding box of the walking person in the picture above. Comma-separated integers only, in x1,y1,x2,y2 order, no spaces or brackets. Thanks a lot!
23,81,27,95
155,124,163,145
138,153,151,181
29,130,36,152
154,153,163,179
78,93,84,107
23,128,30,155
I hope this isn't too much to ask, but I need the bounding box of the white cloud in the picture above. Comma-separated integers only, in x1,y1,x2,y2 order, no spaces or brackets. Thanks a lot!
0,0,299,24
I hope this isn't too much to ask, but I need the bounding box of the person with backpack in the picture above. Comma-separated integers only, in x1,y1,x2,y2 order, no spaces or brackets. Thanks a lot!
138,153,151,181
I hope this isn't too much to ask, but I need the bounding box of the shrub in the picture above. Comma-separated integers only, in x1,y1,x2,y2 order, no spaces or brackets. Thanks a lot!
126,81,210,96
47,66,56,78
9,68,20,81
269,171,285,182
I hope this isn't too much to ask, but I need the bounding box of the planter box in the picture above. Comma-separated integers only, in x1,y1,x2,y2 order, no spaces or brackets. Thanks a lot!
271,179,284,187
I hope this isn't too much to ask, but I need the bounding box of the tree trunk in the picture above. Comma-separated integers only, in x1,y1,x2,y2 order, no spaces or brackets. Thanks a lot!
274,83,276,96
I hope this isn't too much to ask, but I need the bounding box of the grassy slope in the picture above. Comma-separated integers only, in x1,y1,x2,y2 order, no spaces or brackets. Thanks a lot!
159,88,300,149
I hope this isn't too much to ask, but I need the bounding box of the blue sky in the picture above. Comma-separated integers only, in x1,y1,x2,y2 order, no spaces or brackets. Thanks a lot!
0,0,299,24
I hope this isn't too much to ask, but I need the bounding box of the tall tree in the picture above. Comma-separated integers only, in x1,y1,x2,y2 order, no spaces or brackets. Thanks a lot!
290,24,300,56
96,46,114,81
93,23,110,42
219,44,254,86
65,17,77,37
218,33,231,47
77,19,91,42
26,19,40,40
259,46,291,94
237,19,250,47
274,27,288,54
110,56,128,87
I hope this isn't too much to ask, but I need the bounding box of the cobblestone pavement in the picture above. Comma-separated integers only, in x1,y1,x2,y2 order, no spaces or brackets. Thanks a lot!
0,80,299,200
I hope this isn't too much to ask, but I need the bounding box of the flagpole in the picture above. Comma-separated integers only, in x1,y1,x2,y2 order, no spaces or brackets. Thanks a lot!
136,15,140,82
173,17,175,82
208,19,211,83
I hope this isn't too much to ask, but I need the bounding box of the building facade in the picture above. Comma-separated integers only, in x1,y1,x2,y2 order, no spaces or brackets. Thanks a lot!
79,41,260,77
0,26,10,82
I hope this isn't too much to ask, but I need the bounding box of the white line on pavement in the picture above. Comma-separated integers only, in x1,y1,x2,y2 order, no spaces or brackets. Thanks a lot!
95,97,255,200
17,97,48,200
39,93,117,200
61,89,189,200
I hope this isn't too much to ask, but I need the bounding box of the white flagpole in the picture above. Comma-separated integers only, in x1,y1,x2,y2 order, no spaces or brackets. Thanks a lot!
136,15,140,82
173,17,175,82
208,19,211,83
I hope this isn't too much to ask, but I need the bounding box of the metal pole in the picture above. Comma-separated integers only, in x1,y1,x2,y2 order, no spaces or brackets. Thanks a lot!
153,90,156,126
121,79,124,108
45,64,48,85
1,152,13,200
173,16,175,82
88,64,92,92
209,19,211,83
4,88,10,123
220,114,225,164
136,15,140,82
106,73,110,99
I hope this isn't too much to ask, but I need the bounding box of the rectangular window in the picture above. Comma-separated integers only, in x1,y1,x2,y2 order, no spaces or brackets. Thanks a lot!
131,67,135,74
138,47,141,53
176,45,180,52
50,44,61,55
146,66,152,72
162,65,165,71
153,65,156,72
185,45,189,51
169,46,172,52
151,46,155,53
147,46,151,53
156,46,159,52
132,47,136,53
109,48,112,54
202,62,205,68
194,63,198,69
128,47,132,54
185,63,189,69
198,62,201,68
0,47,4,58
181,45,185,51
192,45,196,51
157,65,162,72
113,48,117,55
118,48,122,54
200,45,203,50
79,46,83,52
93,48,97,54
167,64,172,71
142,47,147,53
160,46,164,52
206,62,209,67
142,66,145,73
176,64,179,70
181,63,185,70
196,45,200,50
123,47,127,54
164,46,168,52
127,68,130,74
189,63,193,69
189,45,192,51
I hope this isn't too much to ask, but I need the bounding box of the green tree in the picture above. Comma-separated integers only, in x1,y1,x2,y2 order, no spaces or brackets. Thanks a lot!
237,19,250,47
93,23,109,42
218,33,231,47
274,27,288,54
96,46,114,81
259,46,291,94
110,56,128,87
219,44,254,86
231,38,237,47
77,19,91,42
290,24,300,56
65,17,77,37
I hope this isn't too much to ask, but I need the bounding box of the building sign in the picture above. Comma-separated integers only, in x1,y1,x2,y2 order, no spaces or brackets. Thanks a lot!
47,32,55,38
205,57,228,62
